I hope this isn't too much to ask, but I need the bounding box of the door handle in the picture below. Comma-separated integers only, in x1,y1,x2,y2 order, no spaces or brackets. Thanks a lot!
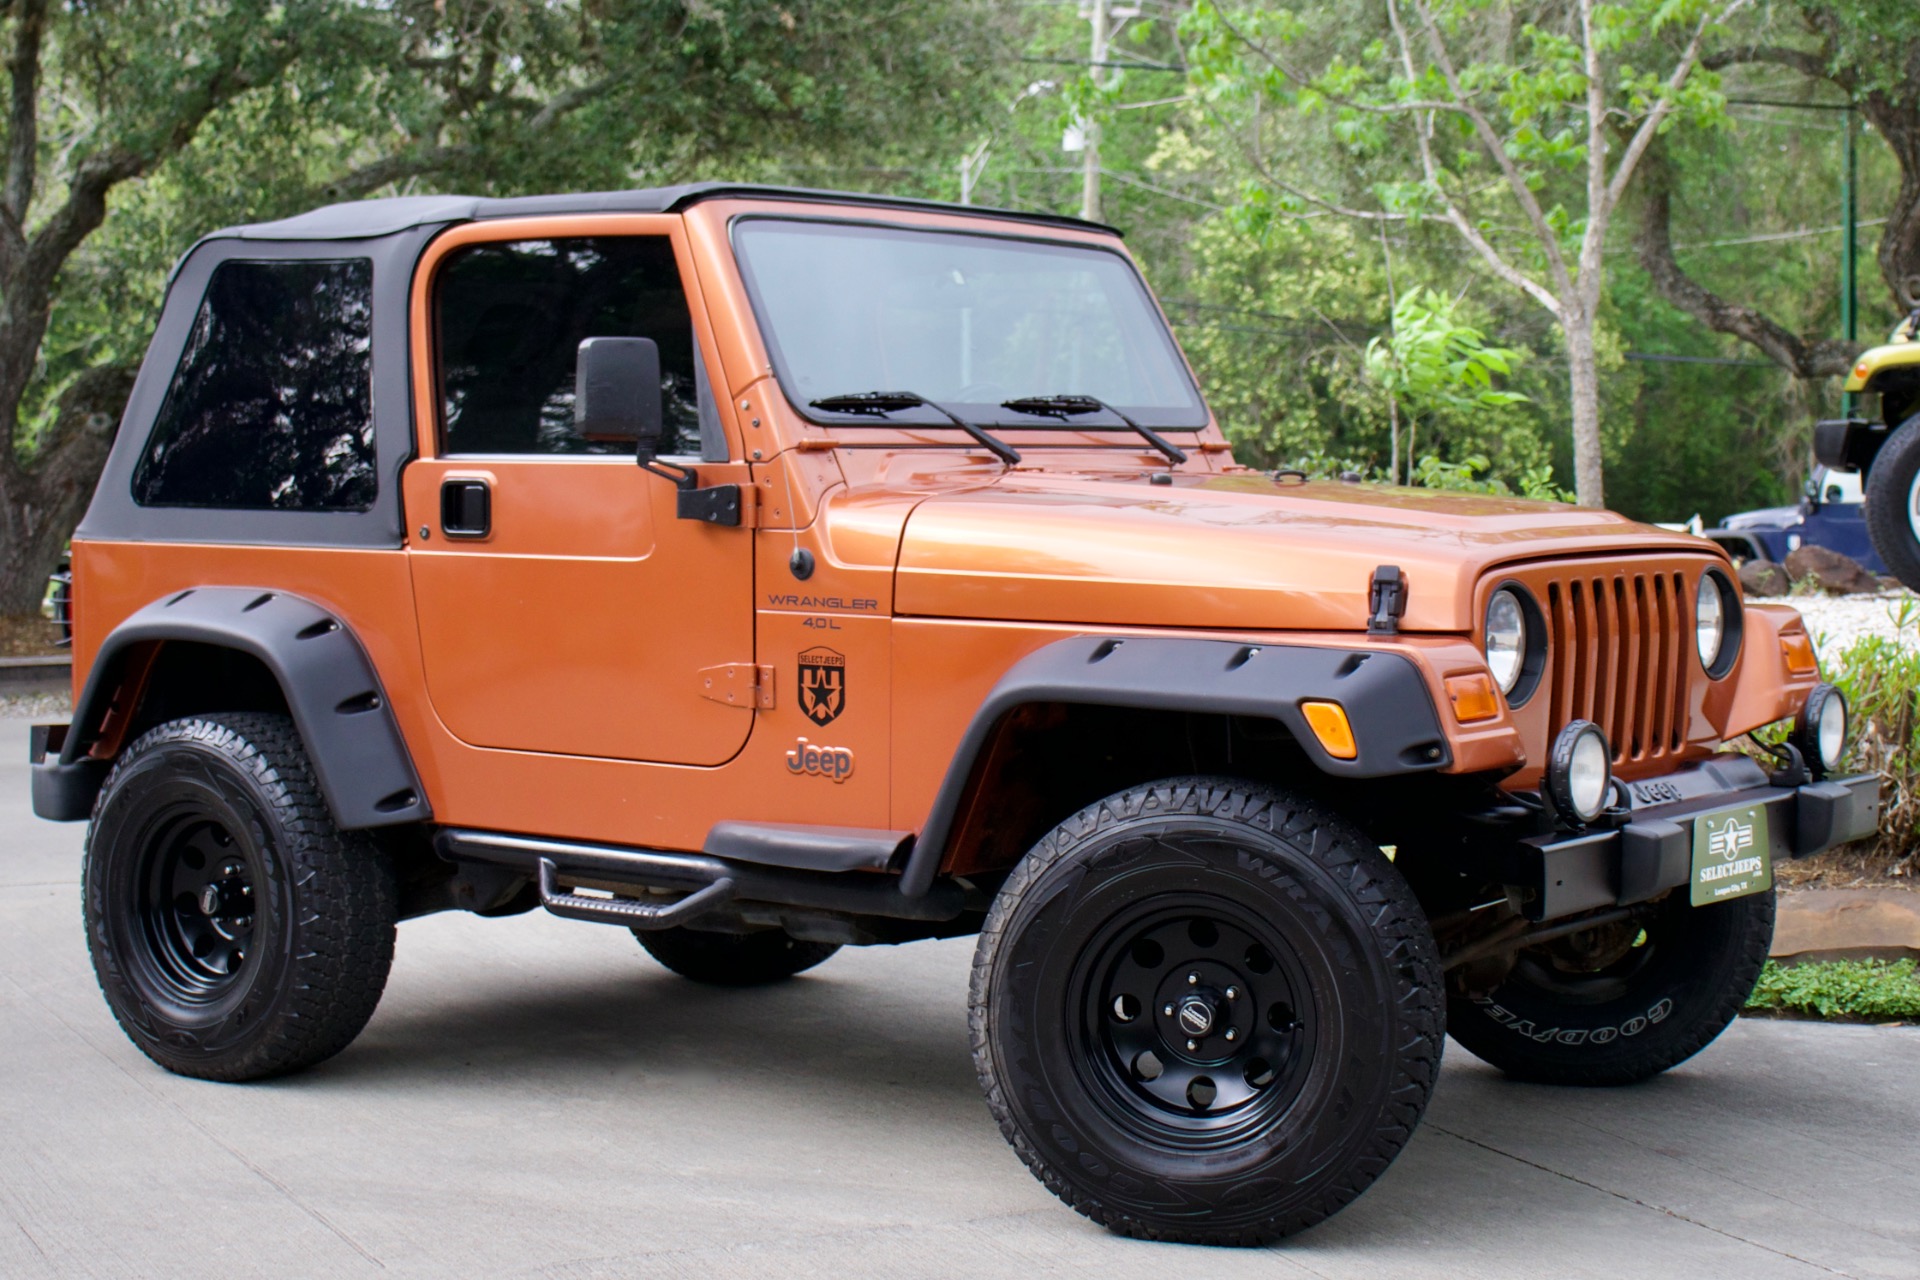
440,479,491,537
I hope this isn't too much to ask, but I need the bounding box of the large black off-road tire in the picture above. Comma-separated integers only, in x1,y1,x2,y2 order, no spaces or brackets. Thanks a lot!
634,927,840,986
1447,888,1774,1086
970,778,1443,1247
1864,413,1920,591
83,713,398,1082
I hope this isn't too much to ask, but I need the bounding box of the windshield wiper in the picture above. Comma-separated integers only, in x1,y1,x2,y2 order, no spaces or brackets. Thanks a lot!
1000,394,1189,466
808,391,1021,465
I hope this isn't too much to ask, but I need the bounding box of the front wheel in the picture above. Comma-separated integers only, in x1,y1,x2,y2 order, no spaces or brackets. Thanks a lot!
970,778,1444,1246
1447,888,1774,1086
1863,413,1920,590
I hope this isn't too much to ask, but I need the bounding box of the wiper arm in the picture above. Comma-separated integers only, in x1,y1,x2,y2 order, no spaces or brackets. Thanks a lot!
1000,394,1188,466
809,391,1021,465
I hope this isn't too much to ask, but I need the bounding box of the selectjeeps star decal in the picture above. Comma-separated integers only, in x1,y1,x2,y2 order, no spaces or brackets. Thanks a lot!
798,647,847,725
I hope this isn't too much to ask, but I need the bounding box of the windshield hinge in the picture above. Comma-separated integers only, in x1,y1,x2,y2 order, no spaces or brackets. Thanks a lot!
698,663,775,709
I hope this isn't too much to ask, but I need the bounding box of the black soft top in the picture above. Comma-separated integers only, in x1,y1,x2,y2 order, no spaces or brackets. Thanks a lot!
205,182,1117,243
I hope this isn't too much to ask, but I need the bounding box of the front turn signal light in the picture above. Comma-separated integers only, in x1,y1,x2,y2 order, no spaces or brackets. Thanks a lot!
1300,700,1358,760
1781,632,1818,676
1445,673,1501,723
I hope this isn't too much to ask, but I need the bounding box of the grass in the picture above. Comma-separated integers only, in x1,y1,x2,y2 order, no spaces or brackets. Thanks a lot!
1745,958,1920,1023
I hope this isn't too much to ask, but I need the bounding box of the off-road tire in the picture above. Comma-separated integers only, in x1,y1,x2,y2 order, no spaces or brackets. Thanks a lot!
970,777,1444,1246
83,713,398,1082
635,927,840,986
1864,413,1920,591
1447,888,1774,1086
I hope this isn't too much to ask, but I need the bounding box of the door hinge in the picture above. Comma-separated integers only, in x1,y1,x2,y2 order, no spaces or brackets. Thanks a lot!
697,662,775,709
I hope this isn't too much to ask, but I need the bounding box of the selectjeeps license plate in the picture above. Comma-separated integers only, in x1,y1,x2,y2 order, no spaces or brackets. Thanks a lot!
1690,802,1774,906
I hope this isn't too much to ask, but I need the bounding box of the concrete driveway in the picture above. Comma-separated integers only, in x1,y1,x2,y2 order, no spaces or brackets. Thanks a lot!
4,717,1916,1279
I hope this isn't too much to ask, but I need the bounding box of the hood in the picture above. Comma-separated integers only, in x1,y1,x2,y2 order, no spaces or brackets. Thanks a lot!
892,472,1716,632
1721,505,1803,532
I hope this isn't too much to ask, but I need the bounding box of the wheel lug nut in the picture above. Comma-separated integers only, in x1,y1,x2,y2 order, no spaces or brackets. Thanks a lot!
1163,1003,1175,1017
1225,986,1239,1000
1187,972,1198,985
1225,1028,1238,1042
1186,1039,1198,1051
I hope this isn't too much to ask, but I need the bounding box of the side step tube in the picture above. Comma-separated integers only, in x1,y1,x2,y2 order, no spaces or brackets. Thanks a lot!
438,830,967,925
537,858,736,931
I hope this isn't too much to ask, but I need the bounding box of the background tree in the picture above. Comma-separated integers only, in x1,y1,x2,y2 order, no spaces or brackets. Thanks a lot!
1637,0,1920,379
1364,284,1528,483
0,0,994,619
1183,0,1752,506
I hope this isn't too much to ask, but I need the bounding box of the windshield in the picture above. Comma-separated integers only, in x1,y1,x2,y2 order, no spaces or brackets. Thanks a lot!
732,218,1208,430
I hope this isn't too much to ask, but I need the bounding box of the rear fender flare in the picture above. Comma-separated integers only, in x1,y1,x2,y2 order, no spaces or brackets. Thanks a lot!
63,587,429,829
898,635,1448,895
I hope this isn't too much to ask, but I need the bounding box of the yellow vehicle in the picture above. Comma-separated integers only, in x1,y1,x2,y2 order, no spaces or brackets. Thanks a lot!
1815,310,1920,585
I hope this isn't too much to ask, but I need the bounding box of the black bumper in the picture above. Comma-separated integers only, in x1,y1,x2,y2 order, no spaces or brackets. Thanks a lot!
28,723,104,822
1512,754,1881,922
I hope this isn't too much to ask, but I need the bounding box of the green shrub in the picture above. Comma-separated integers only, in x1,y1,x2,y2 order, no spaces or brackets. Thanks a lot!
1823,607,1920,872
1745,958,1920,1021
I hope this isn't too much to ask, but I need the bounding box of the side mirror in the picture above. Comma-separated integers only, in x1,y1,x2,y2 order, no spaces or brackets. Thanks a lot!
574,337,664,459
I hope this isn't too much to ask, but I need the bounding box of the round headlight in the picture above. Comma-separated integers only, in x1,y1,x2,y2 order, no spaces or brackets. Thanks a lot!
1696,574,1725,670
1484,588,1527,695
1548,720,1613,825
1792,683,1848,778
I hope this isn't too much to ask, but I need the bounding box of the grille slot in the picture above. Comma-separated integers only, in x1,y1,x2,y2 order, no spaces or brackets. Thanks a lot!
1544,570,1689,764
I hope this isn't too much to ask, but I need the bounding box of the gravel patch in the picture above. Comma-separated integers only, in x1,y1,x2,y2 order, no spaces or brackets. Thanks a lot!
0,689,72,721
1751,591,1920,666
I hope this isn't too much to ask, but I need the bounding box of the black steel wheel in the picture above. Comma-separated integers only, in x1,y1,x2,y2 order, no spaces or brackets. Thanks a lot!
1447,887,1774,1086
635,926,840,986
1864,413,1920,592
84,713,397,1081
971,778,1443,1246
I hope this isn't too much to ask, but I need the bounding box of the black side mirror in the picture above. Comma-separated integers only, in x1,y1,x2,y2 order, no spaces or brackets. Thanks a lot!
574,337,663,459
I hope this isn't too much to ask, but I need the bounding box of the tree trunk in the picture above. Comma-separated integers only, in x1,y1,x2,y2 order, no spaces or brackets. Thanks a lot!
1566,311,1606,508
0,364,135,616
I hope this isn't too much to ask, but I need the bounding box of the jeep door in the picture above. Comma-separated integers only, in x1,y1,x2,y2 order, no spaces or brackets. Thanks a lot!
403,217,755,765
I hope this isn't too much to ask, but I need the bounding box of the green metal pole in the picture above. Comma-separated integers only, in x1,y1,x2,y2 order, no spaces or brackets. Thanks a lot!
1843,106,1858,417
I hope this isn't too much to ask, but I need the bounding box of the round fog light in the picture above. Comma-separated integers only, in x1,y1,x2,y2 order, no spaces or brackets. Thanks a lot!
1547,720,1613,824
1792,683,1848,779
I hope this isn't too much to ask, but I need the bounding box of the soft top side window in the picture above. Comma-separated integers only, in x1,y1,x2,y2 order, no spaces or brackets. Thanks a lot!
435,236,703,457
132,259,376,511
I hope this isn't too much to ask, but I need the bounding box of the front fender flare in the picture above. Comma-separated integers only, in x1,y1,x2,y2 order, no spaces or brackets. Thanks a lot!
898,635,1449,895
57,587,429,829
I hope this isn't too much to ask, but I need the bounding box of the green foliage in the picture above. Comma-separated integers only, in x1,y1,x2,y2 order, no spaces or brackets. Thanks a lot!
1821,610,1920,872
1746,958,1920,1021
1409,453,1573,501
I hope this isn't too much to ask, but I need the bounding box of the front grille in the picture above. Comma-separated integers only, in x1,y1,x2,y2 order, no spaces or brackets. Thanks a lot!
1542,569,1690,764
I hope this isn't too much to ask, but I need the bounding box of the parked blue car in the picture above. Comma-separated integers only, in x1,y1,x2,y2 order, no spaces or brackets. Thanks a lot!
1702,468,1887,573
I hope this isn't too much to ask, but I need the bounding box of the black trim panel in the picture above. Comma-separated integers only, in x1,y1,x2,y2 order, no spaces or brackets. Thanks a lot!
56,588,429,829
704,822,911,873
899,636,1450,895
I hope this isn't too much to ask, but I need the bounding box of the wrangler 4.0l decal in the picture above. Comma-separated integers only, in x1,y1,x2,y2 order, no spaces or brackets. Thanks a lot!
785,737,854,782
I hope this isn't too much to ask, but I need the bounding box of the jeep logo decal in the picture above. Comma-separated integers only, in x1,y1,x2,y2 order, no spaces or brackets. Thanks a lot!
786,737,854,782
798,647,847,725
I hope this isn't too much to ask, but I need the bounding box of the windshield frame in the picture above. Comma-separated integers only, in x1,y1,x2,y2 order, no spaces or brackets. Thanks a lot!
727,213,1211,436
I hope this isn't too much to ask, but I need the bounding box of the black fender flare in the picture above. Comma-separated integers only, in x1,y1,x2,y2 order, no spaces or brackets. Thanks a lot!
898,635,1449,895
53,587,429,829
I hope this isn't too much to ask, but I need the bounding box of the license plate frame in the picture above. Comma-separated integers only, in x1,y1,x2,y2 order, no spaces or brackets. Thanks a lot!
1689,801,1773,906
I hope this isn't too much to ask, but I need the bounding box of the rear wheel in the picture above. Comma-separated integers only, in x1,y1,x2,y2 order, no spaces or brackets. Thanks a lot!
971,777,1443,1246
634,927,840,986
1447,888,1774,1086
1864,413,1920,590
83,713,397,1081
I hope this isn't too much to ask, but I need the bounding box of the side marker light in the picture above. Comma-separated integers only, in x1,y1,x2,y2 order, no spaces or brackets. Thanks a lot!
1300,701,1358,760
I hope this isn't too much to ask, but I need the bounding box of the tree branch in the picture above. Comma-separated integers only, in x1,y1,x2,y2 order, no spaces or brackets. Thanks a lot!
1635,139,1858,378
1603,0,1747,216
1,0,45,253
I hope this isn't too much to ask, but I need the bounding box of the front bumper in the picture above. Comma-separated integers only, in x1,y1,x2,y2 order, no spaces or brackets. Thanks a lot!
1511,754,1881,922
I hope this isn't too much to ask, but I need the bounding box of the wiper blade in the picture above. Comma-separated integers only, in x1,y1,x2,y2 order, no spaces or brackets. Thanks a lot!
809,391,1021,465
1000,394,1189,466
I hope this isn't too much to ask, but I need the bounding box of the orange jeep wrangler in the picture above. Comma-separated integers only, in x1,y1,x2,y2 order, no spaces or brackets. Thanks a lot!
28,185,1881,1245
